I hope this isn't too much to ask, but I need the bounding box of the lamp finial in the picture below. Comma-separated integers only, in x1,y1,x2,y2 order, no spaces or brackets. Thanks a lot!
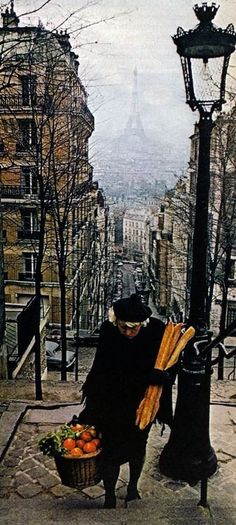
193,3,219,24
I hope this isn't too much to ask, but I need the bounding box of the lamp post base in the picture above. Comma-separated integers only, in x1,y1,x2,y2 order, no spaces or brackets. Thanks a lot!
159,443,217,486
159,351,217,485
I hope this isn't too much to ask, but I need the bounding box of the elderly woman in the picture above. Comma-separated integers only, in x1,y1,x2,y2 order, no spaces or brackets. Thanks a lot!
79,294,175,508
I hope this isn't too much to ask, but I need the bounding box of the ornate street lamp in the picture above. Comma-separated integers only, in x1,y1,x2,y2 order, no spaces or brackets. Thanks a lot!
159,3,236,504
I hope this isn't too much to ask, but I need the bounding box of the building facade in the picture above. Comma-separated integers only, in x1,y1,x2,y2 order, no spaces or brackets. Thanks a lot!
152,108,236,336
0,4,112,376
123,207,150,263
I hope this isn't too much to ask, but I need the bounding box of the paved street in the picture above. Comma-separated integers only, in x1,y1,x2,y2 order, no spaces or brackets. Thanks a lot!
122,261,136,297
0,379,235,524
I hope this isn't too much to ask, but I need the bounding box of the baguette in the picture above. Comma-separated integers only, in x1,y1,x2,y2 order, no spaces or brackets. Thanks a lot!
136,322,195,430
165,326,195,369
154,321,175,370
167,323,183,357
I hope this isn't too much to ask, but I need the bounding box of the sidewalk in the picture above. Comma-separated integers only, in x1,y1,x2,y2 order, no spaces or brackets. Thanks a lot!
0,380,235,524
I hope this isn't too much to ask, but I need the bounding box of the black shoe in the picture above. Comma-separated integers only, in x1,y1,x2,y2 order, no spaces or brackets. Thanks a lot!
125,489,141,503
103,495,116,509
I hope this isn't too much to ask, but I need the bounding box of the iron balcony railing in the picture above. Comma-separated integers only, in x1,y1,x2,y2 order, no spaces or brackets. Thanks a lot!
1,185,39,198
0,94,94,127
17,230,40,240
18,272,36,281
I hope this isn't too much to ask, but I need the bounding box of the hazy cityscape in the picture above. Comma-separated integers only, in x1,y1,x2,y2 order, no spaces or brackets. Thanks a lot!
0,1,236,521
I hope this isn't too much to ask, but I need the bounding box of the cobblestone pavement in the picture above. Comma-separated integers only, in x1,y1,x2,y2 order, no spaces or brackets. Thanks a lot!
0,385,235,496
0,381,236,524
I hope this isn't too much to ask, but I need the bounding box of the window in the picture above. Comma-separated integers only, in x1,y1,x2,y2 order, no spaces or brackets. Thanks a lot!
43,86,54,116
229,260,236,280
22,167,38,195
23,253,37,278
18,210,39,240
17,119,37,151
21,75,37,106
227,301,236,336
22,210,38,233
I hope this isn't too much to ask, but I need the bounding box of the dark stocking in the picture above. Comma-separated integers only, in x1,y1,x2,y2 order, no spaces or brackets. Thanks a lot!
126,455,145,501
102,463,120,508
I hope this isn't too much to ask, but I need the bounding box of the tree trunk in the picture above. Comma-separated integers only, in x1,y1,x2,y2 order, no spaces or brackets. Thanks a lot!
0,212,5,348
75,273,80,382
218,243,232,380
59,266,67,381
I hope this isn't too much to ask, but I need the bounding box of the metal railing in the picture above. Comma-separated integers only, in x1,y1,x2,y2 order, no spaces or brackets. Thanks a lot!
0,94,94,127
17,230,40,240
18,272,36,281
1,185,39,198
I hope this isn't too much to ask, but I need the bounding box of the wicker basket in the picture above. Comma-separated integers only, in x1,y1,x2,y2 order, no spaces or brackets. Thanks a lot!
54,450,102,489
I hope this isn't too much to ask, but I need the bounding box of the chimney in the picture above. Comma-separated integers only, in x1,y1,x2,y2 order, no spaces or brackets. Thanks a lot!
55,30,71,53
2,1,19,28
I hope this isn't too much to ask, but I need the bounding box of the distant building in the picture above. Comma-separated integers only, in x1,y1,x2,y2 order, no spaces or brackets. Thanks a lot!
123,207,150,263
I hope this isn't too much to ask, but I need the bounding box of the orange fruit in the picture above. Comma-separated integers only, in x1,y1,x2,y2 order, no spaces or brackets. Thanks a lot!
70,423,84,432
92,438,101,448
76,439,85,449
88,427,97,437
70,447,84,457
80,431,92,442
83,441,97,454
63,438,76,450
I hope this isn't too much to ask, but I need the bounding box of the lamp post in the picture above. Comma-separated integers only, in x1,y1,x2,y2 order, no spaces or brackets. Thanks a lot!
159,3,236,503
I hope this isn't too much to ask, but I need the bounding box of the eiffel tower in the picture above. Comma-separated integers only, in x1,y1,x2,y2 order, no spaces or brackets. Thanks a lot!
124,67,146,138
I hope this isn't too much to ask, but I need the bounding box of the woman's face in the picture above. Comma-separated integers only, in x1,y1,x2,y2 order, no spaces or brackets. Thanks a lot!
117,320,142,339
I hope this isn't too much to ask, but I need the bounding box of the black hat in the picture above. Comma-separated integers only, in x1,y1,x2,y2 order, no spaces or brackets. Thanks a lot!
113,294,152,322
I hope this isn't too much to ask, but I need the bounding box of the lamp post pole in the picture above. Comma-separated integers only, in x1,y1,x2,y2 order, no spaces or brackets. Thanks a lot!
188,110,213,329
160,107,217,491
159,3,236,504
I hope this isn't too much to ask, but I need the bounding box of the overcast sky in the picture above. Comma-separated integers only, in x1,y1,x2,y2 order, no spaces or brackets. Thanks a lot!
4,0,236,177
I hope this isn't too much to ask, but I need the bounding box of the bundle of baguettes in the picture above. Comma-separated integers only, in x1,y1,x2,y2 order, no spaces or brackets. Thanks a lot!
135,321,195,430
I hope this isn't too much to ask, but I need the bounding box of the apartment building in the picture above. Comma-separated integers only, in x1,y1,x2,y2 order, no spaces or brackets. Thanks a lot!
123,207,150,263
0,4,111,376
153,108,236,333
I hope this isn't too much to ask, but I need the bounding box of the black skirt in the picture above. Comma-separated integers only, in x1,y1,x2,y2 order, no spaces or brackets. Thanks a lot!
100,422,152,466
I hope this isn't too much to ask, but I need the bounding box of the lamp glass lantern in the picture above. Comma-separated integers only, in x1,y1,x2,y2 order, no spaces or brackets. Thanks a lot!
173,3,236,113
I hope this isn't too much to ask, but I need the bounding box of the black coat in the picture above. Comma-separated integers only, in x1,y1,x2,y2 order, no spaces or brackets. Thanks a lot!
79,317,175,465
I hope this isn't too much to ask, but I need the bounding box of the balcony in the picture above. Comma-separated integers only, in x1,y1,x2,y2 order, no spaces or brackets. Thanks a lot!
15,143,36,154
0,94,24,108
17,230,40,240
0,94,40,110
18,272,35,282
1,185,39,199
80,101,94,128
1,185,23,198
0,94,94,129
71,97,94,130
